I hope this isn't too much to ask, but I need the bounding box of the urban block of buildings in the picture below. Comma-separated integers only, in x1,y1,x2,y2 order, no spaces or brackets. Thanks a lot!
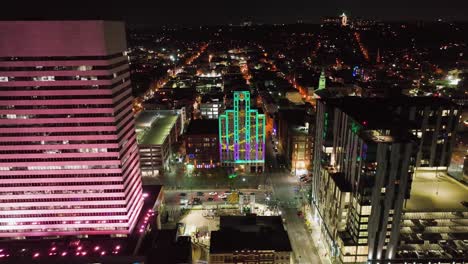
210,216,292,264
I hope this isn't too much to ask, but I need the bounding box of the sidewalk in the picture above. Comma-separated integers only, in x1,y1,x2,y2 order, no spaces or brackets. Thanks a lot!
305,209,332,264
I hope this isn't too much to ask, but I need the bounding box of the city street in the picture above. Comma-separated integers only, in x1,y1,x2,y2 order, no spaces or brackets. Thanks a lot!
264,135,325,264
153,133,325,263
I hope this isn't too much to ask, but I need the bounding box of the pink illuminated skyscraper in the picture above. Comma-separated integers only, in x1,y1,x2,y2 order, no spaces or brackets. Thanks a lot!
0,21,143,237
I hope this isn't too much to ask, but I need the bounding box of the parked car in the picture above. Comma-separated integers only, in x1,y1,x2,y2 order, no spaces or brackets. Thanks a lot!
191,198,202,205
197,192,204,196
207,197,214,201
179,193,187,197
208,192,218,196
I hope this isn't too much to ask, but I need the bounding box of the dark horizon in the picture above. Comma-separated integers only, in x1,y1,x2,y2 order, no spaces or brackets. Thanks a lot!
3,0,468,27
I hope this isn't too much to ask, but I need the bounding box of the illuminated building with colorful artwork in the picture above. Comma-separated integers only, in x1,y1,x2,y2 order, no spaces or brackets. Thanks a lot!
219,91,266,173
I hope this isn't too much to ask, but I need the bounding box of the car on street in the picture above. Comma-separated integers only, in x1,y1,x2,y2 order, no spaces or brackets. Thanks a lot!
191,198,202,205
179,193,187,197
197,192,204,196
218,194,227,199
207,197,214,201
208,192,218,196
180,198,188,205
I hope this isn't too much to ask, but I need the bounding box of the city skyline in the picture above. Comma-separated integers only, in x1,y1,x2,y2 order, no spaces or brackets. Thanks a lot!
0,2,466,262
2,0,468,27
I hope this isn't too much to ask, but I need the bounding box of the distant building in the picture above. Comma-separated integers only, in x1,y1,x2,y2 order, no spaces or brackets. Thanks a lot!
340,13,348,26
136,111,181,175
0,21,143,237
185,119,219,168
278,109,312,176
378,97,459,168
219,91,266,173
200,94,224,119
210,216,292,264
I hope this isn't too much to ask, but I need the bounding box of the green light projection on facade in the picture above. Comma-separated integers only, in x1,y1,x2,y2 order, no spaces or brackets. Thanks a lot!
351,121,361,134
219,91,266,167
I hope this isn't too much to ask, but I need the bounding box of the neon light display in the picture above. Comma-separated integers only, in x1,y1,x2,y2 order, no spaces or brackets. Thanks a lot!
219,91,266,170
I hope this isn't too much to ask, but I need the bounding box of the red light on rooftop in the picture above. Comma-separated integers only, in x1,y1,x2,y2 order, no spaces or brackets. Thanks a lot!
33,253,40,258
362,121,367,126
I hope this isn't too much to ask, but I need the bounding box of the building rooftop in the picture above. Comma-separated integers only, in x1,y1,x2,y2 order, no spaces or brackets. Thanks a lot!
278,108,308,126
137,114,178,145
146,229,191,264
210,216,292,254
323,97,404,129
0,21,126,57
186,119,218,135
322,96,458,129
404,171,468,212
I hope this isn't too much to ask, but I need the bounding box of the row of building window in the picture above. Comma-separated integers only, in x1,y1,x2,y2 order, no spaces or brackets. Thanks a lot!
0,198,125,204
0,60,128,71
0,53,125,61
0,94,114,100
0,173,121,179
0,157,119,162
0,226,128,233
0,104,114,110
0,122,116,128
0,80,127,91
0,113,114,119
0,189,123,195
0,148,115,155
0,140,118,146
0,131,115,137
1,165,120,171
0,211,126,219
0,181,123,187
0,219,126,226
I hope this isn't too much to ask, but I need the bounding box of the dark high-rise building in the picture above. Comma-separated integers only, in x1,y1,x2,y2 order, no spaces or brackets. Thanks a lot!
312,98,416,263
0,21,143,237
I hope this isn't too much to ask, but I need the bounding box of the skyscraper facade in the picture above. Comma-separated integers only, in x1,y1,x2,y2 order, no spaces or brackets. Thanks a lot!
312,98,416,263
0,21,143,237
219,91,265,173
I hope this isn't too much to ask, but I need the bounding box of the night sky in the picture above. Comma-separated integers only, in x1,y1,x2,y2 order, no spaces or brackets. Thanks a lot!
4,0,468,26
